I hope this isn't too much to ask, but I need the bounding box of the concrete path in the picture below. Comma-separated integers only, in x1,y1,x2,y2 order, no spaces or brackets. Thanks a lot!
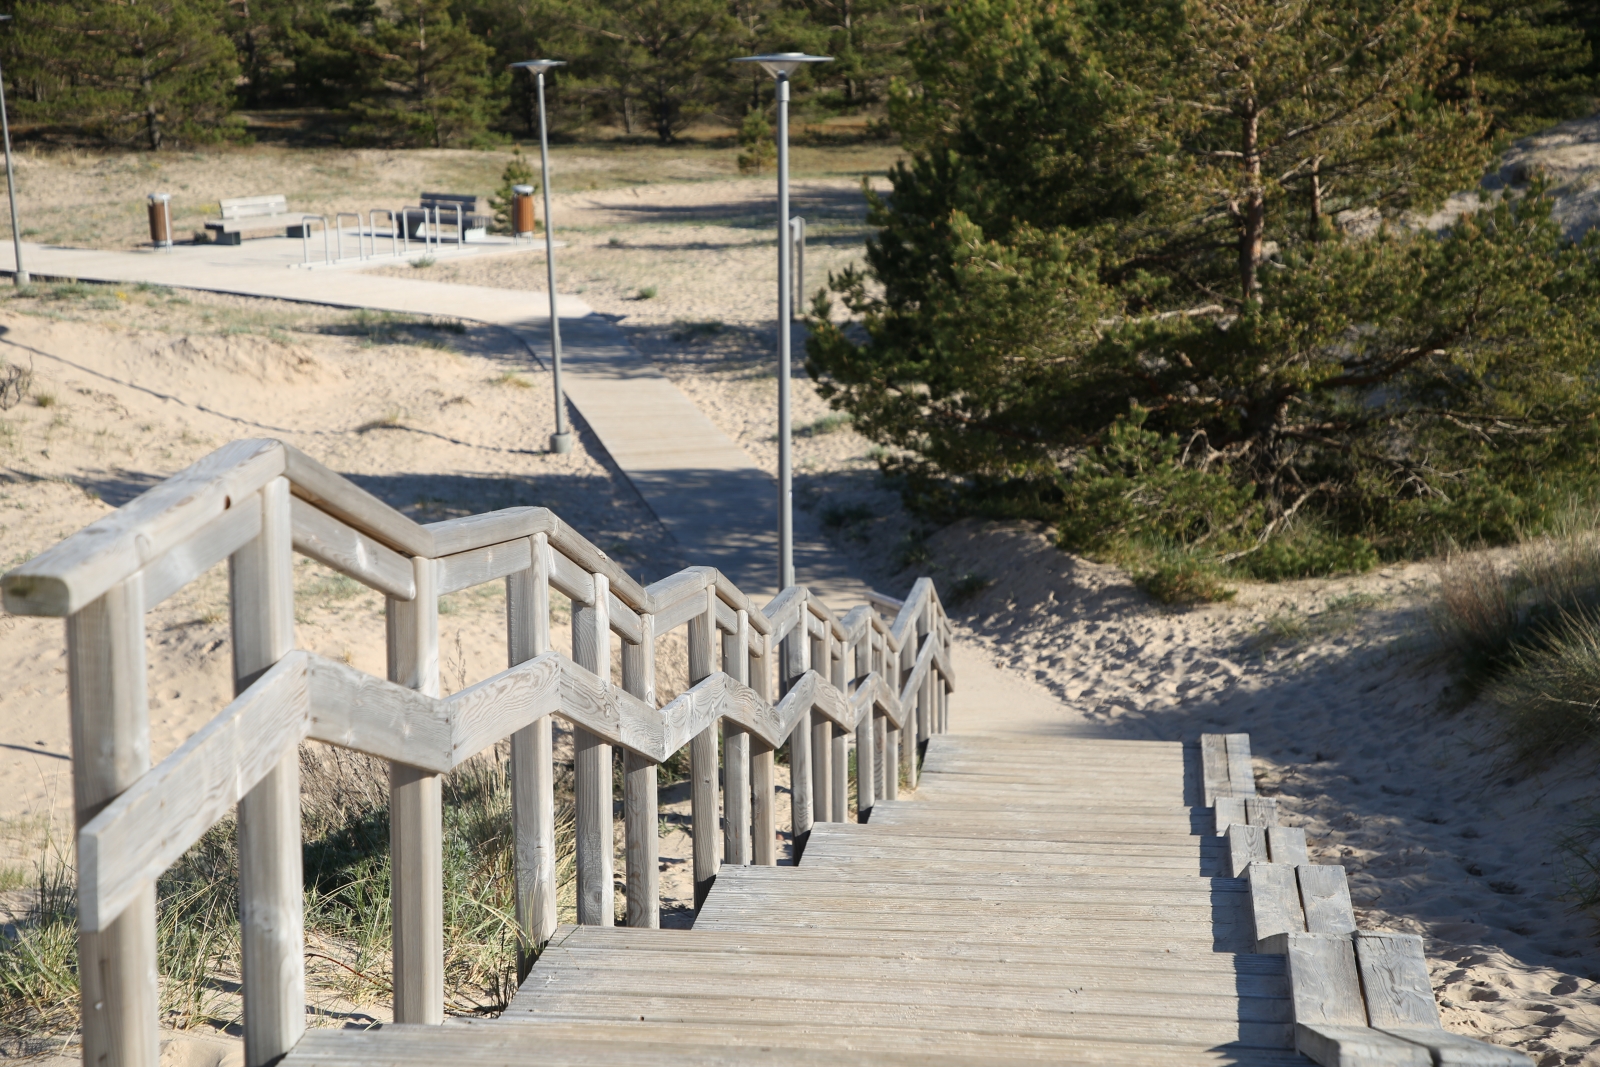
1,238,1071,721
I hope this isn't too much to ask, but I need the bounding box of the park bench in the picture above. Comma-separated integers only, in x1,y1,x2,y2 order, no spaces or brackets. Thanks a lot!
204,194,304,245
403,192,490,242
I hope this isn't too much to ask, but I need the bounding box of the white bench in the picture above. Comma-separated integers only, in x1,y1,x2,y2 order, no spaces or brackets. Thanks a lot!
205,195,304,245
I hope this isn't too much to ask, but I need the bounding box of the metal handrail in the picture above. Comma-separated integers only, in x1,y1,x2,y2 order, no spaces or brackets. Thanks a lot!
399,206,429,257
441,202,464,249
299,215,329,266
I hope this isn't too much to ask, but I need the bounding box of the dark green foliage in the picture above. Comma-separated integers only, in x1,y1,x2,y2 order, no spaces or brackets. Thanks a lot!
737,107,775,173
6,0,246,149
808,0,1600,586
1443,0,1597,139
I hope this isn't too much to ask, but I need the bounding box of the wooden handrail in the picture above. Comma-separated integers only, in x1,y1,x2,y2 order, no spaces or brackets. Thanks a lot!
1,439,958,1067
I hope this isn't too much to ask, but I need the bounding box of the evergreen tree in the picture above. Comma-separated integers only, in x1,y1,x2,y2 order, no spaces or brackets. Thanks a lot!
569,0,741,143
6,0,244,149
489,147,537,232
807,0,1600,575
1442,0,1596,139
342,1,503,147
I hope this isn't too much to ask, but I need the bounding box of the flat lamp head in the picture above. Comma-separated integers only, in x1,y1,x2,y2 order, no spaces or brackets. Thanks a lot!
510,59,566,74
733,52,833,78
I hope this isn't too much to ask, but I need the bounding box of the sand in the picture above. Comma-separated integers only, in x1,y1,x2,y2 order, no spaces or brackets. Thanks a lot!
2,148,1599,1064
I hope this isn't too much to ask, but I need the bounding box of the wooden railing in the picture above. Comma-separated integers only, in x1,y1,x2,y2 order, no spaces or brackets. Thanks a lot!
0,438,955,1067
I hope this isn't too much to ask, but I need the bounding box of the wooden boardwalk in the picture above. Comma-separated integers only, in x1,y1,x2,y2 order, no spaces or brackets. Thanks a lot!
286,734,1310,1066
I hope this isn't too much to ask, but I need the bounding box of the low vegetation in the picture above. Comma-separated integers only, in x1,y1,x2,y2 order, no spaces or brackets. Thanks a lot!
0,745,578,1051
1432,509,1600,760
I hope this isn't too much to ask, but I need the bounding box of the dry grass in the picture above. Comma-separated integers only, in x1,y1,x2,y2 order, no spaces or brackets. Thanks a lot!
1432,507,1600,759
4,138,903,252
0,742,579,1054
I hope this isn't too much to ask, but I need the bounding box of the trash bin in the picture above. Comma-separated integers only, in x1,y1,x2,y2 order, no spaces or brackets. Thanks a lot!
512,184,536,237
147,193,173,248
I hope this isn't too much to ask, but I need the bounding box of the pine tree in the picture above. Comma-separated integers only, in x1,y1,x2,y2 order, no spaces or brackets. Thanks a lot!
342,0,502,147
489,148,537,233
569,0,741,143
6,0,244,149
806,0,1600,573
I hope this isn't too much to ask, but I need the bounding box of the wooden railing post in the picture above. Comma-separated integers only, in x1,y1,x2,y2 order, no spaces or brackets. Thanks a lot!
387,555,443,1024
69,575,160,1067
782,625,812,856
722,609,752,865
829,636,847,823
899,625,918,791
810,622,832,824
622,611,658,928
508,532,556,973
749,634,777,865
573,571,614,925
688,588,719,906
231,477,306,1066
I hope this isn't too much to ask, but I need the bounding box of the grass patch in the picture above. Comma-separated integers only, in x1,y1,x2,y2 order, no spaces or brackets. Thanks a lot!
1,745,581,1048
32,392,56,409
634,286,657,300
411,256,437,269
947,571,993,607
1432,508,1600,759
493,371,532,389
799,412,853,437
355,411,404,433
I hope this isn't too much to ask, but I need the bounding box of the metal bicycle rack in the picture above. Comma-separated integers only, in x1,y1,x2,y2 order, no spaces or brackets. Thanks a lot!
369,208,400,258
334,211,366,262
300,215,330,267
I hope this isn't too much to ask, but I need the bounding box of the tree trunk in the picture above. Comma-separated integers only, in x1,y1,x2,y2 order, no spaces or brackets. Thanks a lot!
1239,104,1262,302
623,95,634,136
140,49,160,151
1309,155,1324,240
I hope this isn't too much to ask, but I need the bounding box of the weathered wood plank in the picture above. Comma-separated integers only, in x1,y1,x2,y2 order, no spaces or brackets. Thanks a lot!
623,611,659,929
722,613,751,866
290,495,414,600
1295,1024,1431,1067
6,438,285,616
232,479,304,1067
1245,797,1279,827
1354,932,1439,1029
689,589,719,907
141,490,263,611
286,442,432,557
1297,865,1356,936
1228,824,1269,879
508,539,557,964
1224,733,1256,797
1249,863,1304,945
1267,827,1308,866
76,657,305,934
387,554,443,1025
1380,1029,1531,1065
436,537,532,596
1201,734,1229,805
1215,796,1247,836
574,571,614,927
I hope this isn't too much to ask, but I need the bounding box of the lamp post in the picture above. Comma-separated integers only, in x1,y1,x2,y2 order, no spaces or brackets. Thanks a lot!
510,59,572,454
732,52,831,591
0,15,27,287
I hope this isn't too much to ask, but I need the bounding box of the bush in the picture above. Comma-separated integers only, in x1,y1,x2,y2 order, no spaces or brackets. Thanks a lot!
1486,609,1600,761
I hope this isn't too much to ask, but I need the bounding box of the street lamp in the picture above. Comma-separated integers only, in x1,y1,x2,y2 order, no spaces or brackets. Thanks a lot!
732,52,831,591
510,59,571,454
0,15,27,287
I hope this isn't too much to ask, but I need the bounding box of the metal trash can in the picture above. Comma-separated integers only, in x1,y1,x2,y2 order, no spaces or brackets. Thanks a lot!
512,184,536,237
147,193,173,248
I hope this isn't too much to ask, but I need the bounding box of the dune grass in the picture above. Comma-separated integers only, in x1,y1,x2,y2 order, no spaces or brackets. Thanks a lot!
0,744,578,1052
1431,507,1600,760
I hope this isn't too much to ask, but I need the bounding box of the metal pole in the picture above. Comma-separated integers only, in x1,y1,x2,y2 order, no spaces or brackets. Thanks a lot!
538,71,572,454
0,51,27,287
776,73,793,590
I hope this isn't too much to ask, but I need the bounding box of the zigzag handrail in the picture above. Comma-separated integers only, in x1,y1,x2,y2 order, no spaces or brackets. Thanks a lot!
0,438,956,1067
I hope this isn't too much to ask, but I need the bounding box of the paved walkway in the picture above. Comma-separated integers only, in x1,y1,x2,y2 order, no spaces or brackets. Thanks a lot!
286,733,1307,1066
0,238,1068,717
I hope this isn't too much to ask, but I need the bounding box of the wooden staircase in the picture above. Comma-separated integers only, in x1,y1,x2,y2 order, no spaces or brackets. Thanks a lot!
284,735,1310,1066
